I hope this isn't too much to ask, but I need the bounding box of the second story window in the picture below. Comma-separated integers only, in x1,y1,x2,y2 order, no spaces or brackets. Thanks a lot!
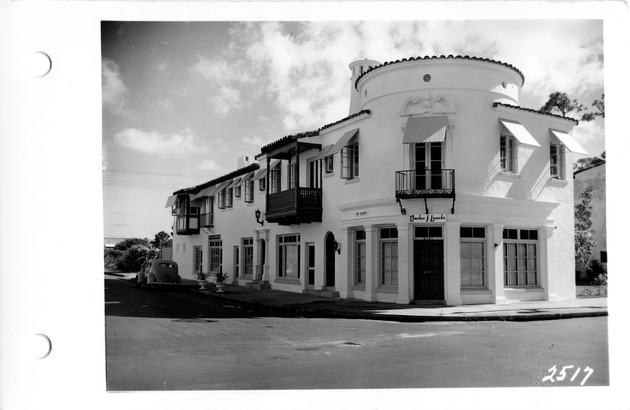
324,155,334,174
550,143,565,179
259,177,266,192
341,142,359,180
500,134,516,173
226,187,234,208
270,164,282,193
218,188,226,209
287,162,296,189
245,179,254,203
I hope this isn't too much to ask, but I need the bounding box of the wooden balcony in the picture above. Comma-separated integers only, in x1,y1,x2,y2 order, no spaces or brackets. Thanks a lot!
266,187,322,225
175,215,200,235
395,169,455,199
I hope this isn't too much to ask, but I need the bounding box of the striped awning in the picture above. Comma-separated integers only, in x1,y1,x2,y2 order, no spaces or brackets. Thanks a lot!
499,119,541,147
550,130,588,155
402,116,448,144
309,144,334,161
328,129,359,156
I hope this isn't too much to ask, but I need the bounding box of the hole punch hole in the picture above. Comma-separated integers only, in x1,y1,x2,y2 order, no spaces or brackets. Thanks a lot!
32,333,52,359
28,51,52,77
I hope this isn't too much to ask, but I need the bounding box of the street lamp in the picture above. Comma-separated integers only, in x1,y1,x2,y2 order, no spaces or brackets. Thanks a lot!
255,209,264,226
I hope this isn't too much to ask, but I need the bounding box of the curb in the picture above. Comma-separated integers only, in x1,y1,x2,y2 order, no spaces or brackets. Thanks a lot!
186,288,608,323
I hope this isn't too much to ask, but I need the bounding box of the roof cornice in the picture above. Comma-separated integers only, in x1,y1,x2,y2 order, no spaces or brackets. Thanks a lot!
355,55,525,90
173,163,260,195
493,102,579,125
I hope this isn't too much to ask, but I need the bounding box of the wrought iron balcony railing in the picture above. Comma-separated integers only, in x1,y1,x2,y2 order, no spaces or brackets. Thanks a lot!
395,169,455,199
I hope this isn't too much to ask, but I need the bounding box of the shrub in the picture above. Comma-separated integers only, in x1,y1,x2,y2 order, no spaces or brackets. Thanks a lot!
586,259,606,285
593,272,608,287
117,244,159,272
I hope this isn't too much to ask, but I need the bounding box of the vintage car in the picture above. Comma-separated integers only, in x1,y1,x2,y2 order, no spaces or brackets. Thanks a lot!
136,259,182,288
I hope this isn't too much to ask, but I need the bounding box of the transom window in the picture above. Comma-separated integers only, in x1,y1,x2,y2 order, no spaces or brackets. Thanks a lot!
503,228,538,287
460,227,486,288
500,134,516,173
414,226,443,239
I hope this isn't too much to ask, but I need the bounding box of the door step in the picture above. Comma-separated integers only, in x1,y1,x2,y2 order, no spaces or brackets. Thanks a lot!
245,281,271,290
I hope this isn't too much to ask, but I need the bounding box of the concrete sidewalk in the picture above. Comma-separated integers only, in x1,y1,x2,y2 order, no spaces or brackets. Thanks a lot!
107,273,608,322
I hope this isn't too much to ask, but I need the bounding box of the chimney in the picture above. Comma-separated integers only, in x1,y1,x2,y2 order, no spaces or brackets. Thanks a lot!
237,155,252,169
348,59,381,115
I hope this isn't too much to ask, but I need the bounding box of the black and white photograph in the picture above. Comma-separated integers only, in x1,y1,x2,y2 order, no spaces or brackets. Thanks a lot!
2,2,629,410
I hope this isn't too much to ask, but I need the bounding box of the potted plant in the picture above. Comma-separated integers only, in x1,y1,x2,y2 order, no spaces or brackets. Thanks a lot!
197,272,212,290
214,270,229,293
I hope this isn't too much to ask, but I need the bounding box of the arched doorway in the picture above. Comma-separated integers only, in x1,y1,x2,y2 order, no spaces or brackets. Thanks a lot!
324,232,336,287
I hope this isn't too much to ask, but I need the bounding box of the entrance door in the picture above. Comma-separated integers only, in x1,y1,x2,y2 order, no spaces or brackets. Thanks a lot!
415,142,443,190
324,232,336,287
413,240,444,300
307,243,315,289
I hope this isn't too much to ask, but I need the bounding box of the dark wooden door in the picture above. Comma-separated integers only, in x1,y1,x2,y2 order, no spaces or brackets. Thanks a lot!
413,240,444,300
325,232,335,287
307,244,315,289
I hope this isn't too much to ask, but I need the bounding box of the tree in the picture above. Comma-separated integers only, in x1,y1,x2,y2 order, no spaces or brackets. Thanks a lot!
114,237,150,252
540,92,585,119
580,94,605,121
151,231,171,249
574,186,596,271
117,244,159,272
540,92,604,122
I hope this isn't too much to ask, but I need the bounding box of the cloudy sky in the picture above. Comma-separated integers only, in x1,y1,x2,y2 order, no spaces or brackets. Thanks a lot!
102,19,605,240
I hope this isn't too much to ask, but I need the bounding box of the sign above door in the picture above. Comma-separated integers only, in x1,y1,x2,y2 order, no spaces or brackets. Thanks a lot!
409,214,446,223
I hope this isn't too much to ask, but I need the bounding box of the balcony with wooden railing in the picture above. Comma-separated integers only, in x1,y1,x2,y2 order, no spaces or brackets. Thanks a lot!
266,187,322,225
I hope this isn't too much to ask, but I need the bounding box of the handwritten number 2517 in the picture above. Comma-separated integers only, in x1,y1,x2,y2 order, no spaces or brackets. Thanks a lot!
542,365,593,385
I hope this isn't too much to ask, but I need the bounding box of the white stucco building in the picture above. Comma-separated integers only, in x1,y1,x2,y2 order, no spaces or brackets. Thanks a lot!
166,55,587,305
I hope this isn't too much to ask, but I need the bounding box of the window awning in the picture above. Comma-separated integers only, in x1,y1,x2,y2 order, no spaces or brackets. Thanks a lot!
237,172,255,185
225,177,242,189
309,144,334,161
499,119,541,147
403,116,448,144
253,168,267,181
165,195,177,208
328,129,359,156
190,183,221,201
550,130,588,155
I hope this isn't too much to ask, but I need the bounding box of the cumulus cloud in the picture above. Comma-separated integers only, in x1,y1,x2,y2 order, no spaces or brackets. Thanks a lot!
113,128,209,156
191,21,603,134
102,58,130,116
209,86,242,117
243,135,274,146
571,119,605,146
197,159,222,172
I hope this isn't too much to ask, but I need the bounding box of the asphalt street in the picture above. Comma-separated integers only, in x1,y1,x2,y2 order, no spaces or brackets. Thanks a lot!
105,277,609,390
